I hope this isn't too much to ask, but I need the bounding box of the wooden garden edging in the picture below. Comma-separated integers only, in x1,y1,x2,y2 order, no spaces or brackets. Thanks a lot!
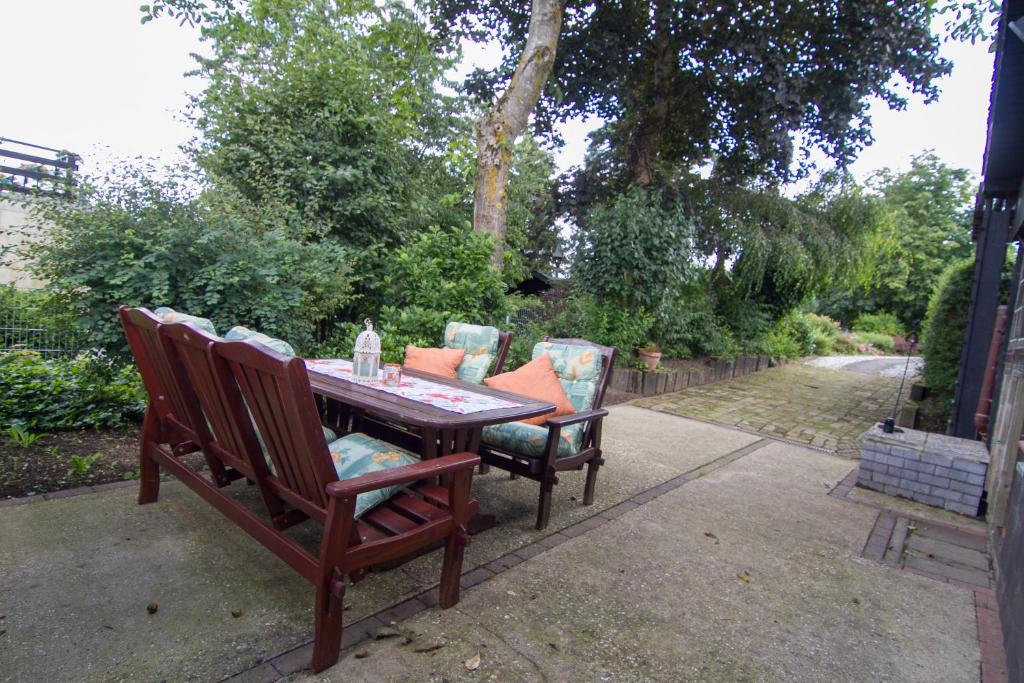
610,355,779,396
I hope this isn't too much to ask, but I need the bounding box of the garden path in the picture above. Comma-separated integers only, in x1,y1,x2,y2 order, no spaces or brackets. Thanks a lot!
633,362,909,458
0,404,998,681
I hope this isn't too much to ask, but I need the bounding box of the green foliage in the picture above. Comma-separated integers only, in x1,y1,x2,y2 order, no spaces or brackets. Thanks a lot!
658,281,744,360
317,226,510,363
67,453,103,477
819,152,974,328
25,165,358,354
547,293,654,362
444,1,949,187
6,423,44,448
573,187,692,318
803,313,841,355
187,0,464,247
767,312,817,358
852,312,906,337
0,352,145,431
502,135,563,284
921,259,974,403
855,332,895,353
0,286,78,348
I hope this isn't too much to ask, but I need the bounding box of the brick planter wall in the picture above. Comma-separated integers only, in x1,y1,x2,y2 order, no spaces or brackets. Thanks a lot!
610,355,775,396
858,425,989,516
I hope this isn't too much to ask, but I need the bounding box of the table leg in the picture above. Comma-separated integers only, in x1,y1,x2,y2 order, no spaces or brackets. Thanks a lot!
462,427,496,534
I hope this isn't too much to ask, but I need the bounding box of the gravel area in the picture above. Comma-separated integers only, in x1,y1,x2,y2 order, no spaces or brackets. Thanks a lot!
805,354,923,378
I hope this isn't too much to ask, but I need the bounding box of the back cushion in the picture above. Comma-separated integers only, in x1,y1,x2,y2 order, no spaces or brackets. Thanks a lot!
153,307,217,337
532,341,602,412
444,321,500,383
225,326,296,357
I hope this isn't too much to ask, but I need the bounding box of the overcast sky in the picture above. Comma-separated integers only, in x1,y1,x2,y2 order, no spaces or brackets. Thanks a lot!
4,1,996,184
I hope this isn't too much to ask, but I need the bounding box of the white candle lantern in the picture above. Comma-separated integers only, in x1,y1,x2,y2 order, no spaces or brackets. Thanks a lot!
352,318,381,383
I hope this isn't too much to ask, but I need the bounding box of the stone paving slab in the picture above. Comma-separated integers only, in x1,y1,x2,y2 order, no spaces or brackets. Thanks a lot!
296,440,979,682
0,407,753,683
633,363,907,457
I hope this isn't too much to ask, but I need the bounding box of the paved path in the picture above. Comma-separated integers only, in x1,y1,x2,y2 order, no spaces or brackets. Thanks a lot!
0,406,995,682
633,363,906,458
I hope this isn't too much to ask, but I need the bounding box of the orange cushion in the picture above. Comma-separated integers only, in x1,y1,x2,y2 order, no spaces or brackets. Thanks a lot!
403,345,465,379
484,354,575,425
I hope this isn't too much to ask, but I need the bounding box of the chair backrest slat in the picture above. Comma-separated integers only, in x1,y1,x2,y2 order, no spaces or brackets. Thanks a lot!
159,322,263,478
119,307,206,441
214,339,339,510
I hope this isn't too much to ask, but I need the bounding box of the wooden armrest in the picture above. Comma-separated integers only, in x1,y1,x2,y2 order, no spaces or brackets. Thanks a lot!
545,408,609,429
326,452,479,498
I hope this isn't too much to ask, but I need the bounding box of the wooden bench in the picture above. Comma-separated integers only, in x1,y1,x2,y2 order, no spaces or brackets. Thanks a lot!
119,307,478,672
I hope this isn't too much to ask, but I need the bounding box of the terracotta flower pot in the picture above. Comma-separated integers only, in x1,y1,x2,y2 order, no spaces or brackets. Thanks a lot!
638,349,661,372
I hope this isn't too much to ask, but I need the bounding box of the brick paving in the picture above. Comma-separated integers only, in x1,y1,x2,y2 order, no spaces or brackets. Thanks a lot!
633,363,906,457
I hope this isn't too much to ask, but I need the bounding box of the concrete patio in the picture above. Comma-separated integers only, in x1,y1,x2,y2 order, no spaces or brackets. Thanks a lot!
0,374,1000,682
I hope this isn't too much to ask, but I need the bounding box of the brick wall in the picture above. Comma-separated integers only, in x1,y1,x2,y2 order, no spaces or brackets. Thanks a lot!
858,425,988,517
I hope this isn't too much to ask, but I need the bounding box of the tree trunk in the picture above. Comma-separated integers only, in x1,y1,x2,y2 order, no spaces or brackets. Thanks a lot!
473,0,563,266
627,0,674,188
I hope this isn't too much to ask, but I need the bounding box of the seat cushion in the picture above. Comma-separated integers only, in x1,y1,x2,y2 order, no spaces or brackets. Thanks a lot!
224,325,295,357
153,307,217,337
532,341,601,413
484,354,575,425
403,345,465,379
327,433,420,519
444,321,500,383
481,420,584,459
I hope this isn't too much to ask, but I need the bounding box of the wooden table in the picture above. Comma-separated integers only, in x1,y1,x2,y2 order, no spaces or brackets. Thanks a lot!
306,360,555,531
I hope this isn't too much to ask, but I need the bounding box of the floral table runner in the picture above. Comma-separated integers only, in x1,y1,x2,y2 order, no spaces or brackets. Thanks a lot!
304,359,521,415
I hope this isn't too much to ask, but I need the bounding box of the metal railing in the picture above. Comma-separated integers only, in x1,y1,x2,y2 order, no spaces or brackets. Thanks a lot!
0,137,79,201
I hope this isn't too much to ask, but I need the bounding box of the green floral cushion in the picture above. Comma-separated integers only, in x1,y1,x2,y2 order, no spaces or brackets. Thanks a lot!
481,420,584,459
327,433,420,518
225,326,296,357
481,341,602,459
444,321,500,384
153,307,217,337
532,341,600,412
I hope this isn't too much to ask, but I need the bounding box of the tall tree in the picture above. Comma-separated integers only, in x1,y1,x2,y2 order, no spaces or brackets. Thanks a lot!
819,151,975,327
464,0,562,264
147,0,464,247
439,1,950,190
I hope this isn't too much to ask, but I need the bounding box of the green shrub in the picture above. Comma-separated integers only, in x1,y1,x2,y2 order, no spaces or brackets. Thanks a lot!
800,312,840,355
855,332,895,353
315,225,511,364
921,259,974,402
833,333,858,354
852,312,906,337
660,283,742,360
0,286,79,350
0,351,145,430
574,188,692,318
25,167,359,355
766,311,817,358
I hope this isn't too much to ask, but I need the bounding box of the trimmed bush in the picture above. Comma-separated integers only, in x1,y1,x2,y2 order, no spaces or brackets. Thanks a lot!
921,259,974,403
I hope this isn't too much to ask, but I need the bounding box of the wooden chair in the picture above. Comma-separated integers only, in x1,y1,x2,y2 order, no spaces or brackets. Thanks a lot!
478,338,616,530
118,306,243,496
122,309,478,673
442,321,513,383
493,330,513,375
